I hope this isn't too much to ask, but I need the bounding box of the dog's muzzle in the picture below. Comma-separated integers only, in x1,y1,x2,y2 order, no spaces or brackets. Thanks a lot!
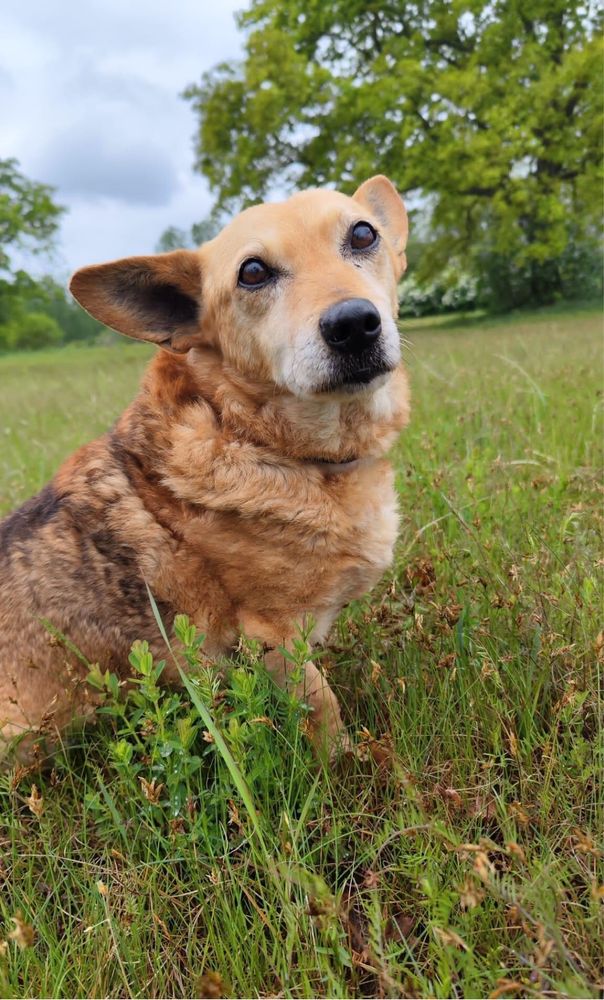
320,298,382,355
318,297,392,390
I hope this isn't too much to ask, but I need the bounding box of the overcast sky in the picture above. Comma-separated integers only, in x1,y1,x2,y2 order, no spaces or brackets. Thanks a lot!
1,0,245,279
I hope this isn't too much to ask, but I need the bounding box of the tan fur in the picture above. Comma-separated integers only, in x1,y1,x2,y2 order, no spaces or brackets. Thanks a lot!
0,176,410,760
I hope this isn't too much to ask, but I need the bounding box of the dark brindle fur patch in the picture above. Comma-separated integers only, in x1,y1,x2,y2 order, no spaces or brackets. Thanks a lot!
0,484,63,553
0,453,174,672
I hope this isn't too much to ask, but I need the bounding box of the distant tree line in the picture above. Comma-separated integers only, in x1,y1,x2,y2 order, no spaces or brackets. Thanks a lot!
0,158,103,352
0,270,104,351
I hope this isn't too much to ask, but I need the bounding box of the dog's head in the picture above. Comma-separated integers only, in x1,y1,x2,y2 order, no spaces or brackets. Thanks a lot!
70,175,407,398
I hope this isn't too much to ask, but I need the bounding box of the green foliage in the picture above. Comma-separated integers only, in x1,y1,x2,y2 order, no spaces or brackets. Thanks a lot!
155,216,220,253
155,225,190,253
0,309,601,996
399,261,478,317
83,617,313,850
0,158,65,274
0,158,104,351
185,0,603,309
403,231,603,315
21,274,104,344
475,228,604,311
0,311,62,351
0,272,104,352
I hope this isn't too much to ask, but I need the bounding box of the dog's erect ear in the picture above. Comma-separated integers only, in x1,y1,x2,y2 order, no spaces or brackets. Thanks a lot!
353,175,408,276
69,250,203,353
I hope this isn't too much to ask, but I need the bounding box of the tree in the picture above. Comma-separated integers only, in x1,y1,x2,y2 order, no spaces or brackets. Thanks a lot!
0,161,106,350
155,225,191,253
22,275,105,343
0,158,65,273
155,217,220,253
185,0,603,307
0,272,104,350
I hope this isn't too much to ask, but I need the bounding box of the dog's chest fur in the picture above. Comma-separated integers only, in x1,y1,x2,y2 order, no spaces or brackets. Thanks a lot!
183,457,400,648
101,426,400,656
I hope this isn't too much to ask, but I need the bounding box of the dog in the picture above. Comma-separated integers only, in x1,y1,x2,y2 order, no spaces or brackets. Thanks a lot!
0,175,410,761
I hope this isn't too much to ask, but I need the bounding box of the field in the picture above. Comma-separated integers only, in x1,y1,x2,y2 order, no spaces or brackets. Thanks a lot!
0,306,602,999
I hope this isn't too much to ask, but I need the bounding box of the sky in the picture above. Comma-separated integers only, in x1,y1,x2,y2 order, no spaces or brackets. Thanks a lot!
1,0,245,279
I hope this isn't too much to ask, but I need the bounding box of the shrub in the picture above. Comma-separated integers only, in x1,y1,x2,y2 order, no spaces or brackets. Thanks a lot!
83,615,314,849
475,235,603,312
398,269,478,318
6,311,63,350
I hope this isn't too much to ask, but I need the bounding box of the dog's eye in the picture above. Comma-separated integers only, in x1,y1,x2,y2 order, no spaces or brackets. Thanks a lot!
350,222,377,250
238,258,272,288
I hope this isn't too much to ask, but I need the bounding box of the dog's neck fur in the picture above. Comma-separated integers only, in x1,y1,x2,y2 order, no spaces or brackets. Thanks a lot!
126,348,410,470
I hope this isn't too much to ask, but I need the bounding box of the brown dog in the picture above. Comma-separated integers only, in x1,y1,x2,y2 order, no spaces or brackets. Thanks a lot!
0,175,410,761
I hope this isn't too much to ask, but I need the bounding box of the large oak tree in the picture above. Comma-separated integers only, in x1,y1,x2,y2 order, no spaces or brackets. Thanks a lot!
185,0,602,306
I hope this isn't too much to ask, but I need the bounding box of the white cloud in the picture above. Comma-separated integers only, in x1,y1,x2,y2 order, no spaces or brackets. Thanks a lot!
38,121,179,205
1,0,245,278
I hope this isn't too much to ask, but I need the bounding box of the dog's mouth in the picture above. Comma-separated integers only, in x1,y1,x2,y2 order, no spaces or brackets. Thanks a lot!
319,353,394,394
340,365,390,385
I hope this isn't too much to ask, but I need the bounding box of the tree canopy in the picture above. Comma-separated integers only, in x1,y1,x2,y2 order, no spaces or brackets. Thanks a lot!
185,0,603,306
0,161,105,351
155,217,220,253
0,158,65,273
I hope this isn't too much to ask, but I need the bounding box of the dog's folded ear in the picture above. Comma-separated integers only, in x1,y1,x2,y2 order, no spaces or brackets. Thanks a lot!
69,250,203,353
353,176,408,277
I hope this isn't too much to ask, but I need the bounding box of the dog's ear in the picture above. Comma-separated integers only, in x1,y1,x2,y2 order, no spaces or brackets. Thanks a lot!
353,175,408,276
69,250,203,353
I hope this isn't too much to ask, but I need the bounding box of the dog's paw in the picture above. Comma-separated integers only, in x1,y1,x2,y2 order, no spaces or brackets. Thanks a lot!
302,679,350,761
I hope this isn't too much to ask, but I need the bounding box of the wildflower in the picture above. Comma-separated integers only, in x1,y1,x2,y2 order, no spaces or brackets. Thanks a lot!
139,777,164,805
26,784,44,819
458,878,484,910
8,913,34,949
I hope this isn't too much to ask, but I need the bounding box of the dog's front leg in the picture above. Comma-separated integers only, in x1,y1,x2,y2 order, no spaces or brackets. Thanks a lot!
263,645,350,758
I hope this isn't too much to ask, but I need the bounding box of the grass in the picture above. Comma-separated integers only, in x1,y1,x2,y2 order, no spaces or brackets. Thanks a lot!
0,304,602,999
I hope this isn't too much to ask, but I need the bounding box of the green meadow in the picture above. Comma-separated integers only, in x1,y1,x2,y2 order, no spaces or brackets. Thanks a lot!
0,305,602,998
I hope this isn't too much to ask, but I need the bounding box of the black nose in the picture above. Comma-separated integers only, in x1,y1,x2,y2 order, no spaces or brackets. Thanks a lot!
319,298,382,355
